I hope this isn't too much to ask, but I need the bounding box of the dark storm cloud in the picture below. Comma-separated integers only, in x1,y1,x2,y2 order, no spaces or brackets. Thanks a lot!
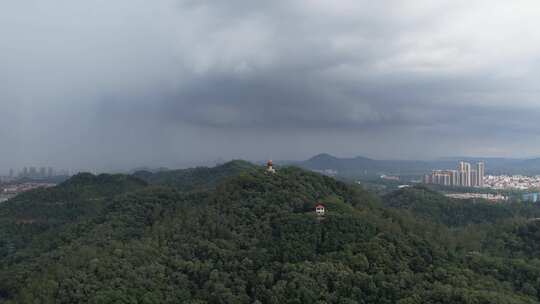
1,0,540,171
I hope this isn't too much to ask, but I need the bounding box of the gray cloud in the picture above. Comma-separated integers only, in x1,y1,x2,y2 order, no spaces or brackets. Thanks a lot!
1,0,540,172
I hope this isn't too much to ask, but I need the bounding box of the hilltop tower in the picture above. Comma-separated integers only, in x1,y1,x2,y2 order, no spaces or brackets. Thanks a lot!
267,160,276,174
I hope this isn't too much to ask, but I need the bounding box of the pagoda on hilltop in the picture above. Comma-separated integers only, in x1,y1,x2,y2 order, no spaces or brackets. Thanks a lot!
266,160,276,174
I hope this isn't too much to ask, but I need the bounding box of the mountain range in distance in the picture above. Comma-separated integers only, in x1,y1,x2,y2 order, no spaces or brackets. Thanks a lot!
288,153,540,178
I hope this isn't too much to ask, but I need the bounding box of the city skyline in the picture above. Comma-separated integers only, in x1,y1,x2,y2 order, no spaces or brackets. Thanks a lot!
424,161,485,188
1,166,71,180
4,153,540,176
6,153,540,178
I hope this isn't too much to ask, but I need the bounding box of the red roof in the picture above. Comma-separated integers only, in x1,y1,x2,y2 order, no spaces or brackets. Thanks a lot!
315,203,325,208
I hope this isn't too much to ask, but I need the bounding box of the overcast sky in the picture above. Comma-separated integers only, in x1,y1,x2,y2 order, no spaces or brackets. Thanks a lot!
1,0,540,172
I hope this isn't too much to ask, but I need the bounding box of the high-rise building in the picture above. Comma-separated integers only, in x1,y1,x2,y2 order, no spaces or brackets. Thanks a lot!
47,167,54,177
471,170,478,187
425,160,486,188
450,170,459,186
29,167,37,178
459,161,466,172
477,162,485,187
429,170,454,186
465,162,471,187
458,161,471,187
39,167,46,178
442,173,450,186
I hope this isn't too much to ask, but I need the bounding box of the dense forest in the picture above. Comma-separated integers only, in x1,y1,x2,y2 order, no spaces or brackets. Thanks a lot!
2,161,540,303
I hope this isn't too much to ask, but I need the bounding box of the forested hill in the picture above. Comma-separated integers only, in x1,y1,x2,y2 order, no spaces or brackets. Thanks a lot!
383,185,540,227
1,162,540,303
0,173,149,279
133,160,257,191
0,172,147,226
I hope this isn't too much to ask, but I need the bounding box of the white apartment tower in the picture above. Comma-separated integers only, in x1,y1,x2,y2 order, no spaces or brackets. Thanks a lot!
459,161,472,187
471,170,478,187
426,161,485,188
476,161,485,187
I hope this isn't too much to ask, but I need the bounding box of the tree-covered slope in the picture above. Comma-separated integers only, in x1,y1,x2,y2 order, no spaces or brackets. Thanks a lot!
133,160,257,191
1,164,540,303
382,185,540,227
1,173,148,222
0,173,149,270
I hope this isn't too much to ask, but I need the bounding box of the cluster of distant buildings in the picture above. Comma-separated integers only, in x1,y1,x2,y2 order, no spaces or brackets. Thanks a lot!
380,175,400,181
16,167,56,179
424,161,485,187
0,166,71,183
0,165,72,202
484,175,540,191
424,161,540,193
312,169,339,177
2,182,56,194
445,192,508,202
0,182,57,203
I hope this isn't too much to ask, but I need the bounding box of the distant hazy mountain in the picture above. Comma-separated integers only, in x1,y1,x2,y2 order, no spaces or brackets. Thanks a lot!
296,153,540,177
296,153,436,178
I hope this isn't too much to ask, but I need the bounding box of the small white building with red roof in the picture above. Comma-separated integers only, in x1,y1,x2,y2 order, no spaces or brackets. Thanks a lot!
315,203,326,216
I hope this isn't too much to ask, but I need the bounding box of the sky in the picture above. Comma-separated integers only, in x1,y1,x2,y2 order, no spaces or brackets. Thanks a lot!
1,0,540,172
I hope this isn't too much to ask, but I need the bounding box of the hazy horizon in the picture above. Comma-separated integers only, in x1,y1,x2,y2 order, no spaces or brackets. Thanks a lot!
6,152,540,176
2,1,540,172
